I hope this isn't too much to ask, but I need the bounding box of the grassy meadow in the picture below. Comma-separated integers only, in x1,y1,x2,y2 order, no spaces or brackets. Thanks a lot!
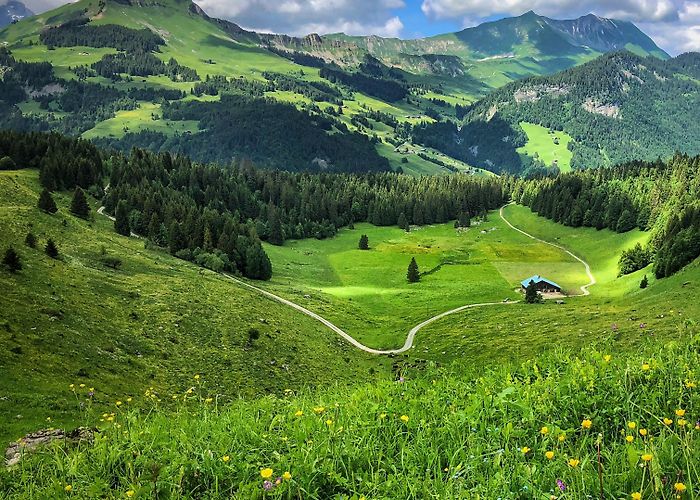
517,122,574,172
0,170,385,443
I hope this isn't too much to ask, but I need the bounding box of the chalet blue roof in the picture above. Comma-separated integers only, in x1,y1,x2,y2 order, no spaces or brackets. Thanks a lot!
521,275,561,289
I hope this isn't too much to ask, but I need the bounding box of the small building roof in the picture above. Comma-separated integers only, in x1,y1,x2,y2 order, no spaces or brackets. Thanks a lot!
521,275,561,289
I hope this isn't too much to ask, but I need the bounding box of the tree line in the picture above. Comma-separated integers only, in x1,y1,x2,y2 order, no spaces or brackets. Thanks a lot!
510,153,700,279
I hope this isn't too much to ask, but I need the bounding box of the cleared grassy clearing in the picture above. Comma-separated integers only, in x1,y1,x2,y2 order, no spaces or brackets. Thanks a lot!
517,121,574,172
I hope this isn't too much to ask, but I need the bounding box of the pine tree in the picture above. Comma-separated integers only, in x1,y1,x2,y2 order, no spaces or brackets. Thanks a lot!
397,212,409,232
114,200,131,236
69,187,90,219
45,238,59,259
267,205,284,246
456,212,471,229
525,281,540,304
640,275,649,289
203,224,214,252
245,243,272,280
37,188,58,214
3,247,22,272
406,257,420,283
24,232,37,248
358,234,369,250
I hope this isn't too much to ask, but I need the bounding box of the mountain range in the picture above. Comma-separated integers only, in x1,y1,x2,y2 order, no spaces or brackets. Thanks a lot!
0,0,32,28
0,0,695,176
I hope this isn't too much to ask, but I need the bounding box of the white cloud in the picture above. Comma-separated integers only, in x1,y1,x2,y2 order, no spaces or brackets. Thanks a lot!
195,0,405,37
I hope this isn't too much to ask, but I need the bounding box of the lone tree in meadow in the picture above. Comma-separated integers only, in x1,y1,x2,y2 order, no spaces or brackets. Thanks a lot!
640,275,649,289
25,232,37,249
114,200,131,236
3,247,22,273
358,234,369,250
45,238,59,259
38,188,58,214
245,243,273,281
397,212,410,232
524,281,541,304
407,257,420,283
70,187,91,219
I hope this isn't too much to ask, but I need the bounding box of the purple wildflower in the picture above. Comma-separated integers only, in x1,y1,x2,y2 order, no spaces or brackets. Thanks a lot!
87,391,95,398
263,480,274,491
640,323,647,329
398,376,405,383
556,479,567,492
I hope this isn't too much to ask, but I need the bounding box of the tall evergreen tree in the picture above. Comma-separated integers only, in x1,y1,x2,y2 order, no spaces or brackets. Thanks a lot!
37,188,58,214
524,281,540,304
69,187,90,219
267,204,284,246
640,275,649,289
3,247,22,273
114,200,131,236
407,257,420,283
45,238,59,259
245,243,272,280
358,234,369,250
397,212,409,232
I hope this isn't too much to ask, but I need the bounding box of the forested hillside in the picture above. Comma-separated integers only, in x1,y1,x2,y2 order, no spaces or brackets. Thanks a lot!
414,52,700,174
510,153,700,278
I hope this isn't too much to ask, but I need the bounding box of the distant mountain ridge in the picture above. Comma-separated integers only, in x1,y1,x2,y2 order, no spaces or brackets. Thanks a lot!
0,0,33,28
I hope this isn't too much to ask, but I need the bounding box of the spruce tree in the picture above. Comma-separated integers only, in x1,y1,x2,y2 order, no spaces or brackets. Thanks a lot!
397,212,409,232
45,238,59,259
407,257,420,283
3,247,22,273
524,281,540,304
245,243,272,280
267,205,284,246
25,232,37,248
358,234,369,250
640,275,649,289
37,188,58,214
69,187,90,219
114,200,131,236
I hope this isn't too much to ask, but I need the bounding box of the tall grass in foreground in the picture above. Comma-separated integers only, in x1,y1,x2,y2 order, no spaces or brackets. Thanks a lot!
1,334,698,499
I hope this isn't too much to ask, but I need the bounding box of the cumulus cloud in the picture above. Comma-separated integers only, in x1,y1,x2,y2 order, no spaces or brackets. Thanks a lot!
195,0,405,37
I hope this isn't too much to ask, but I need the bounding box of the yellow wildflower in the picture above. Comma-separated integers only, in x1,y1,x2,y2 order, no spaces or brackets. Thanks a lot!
194,374,200,380
631,493,642,500
642,363,651,371
400,415,409,423
116,401,122,407
222,455,230,463
663,417,673,425
326,419,333,426
568,458,580,468
626,435,634,443
677,419,687,426
69,384,75,390
379,413,387,419
126,491,135,498
79,384,85,388
674,483,687,493
558,433,566,442
603,354,612,362
64,485,73,493
521,447,530,454
313,406,325,414
295,410,303,417
260,468,273,479
545,451,555,460
685,380,696,388
675,409,686,417
126,397,132,403
641,453,653,462
640,428,648,436
283,471,292,481
204,398,213,404
582,419,592,429
628,421,637,429
540,426,549,435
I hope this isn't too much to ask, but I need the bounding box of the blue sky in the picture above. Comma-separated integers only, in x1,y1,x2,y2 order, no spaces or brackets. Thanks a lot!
16,0,700,54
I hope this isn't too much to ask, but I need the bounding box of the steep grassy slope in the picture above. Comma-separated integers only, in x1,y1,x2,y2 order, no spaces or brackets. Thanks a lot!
1,329,697,498
0,169,385,443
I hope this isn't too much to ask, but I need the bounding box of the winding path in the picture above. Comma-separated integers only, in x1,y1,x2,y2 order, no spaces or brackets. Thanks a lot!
99,202,594,355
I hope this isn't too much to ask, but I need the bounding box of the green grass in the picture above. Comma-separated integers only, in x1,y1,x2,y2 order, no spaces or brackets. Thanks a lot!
0,170,385,443
1,333,697,498
82,102,200,139
264,212,595,350
516,122,574,172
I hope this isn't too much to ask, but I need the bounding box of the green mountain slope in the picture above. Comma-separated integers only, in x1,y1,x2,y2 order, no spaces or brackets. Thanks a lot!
0,168,384,442
413,51,700,174
0,1,672,176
